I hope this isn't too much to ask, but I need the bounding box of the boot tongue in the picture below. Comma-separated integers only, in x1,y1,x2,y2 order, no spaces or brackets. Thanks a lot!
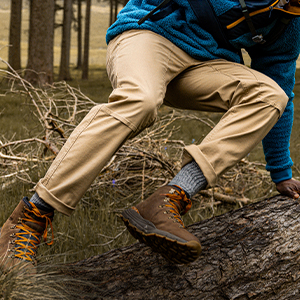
21,197,47,234
169,184,191,198
167,185,191,215
22,197,32,209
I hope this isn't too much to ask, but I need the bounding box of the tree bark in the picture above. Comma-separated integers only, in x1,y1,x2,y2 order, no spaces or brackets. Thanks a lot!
8,0,22,71
59,0,73,81
109,0,114,26
113,0,118,24
81,0,91,80
25,0,54,85
76,0,82,69
59,194,300,299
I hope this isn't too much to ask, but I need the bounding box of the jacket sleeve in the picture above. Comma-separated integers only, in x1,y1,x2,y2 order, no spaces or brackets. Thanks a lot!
247,18,300,183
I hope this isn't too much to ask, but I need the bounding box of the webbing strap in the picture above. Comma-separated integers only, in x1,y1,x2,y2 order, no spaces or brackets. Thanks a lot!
138,0,172,25
239,0,266,44
251,17,290,53
263,16,290,46
186,0,235,51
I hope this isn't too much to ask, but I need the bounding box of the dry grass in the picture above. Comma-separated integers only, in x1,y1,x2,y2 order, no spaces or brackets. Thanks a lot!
0,260,106,299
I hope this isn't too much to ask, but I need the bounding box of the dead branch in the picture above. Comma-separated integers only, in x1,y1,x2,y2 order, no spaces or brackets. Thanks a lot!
199,189,250,205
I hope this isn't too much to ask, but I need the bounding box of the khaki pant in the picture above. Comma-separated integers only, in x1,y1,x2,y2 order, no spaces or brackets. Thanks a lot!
35,30,288,216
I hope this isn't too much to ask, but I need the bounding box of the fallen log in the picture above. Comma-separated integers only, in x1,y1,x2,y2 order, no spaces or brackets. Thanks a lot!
58,194,300,300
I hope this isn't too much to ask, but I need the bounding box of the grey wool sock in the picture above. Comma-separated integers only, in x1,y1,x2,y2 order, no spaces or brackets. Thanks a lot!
169,160,207,198
30,192,54,212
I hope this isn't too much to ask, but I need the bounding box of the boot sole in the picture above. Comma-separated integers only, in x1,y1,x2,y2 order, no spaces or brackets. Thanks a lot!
120,208,201,264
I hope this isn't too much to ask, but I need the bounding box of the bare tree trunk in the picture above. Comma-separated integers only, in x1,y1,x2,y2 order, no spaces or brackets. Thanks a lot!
59,194,300,299
81,0,91,80
113,0,118,24
110,0,128,26
59,0,73,81
76,0,82,69
25,0,54,85
109,0,113,26
8,0,22,71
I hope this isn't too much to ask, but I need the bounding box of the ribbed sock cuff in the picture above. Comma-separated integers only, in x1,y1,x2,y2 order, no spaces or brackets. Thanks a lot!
30,192,54,212
169,160,207,198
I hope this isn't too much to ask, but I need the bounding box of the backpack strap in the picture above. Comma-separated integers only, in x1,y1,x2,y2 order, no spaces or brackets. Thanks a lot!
238,0,266,44
250,16,291,53
138,0,173,25
261,17,291,47
138,0,290,58
186,0,236,51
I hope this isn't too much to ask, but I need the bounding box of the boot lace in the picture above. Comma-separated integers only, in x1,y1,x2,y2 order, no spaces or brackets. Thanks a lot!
13,202,54,262
164,186,192,227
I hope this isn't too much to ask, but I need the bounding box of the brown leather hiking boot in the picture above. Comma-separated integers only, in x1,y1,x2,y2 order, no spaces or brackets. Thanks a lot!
0,197,54,272
120,185,201,264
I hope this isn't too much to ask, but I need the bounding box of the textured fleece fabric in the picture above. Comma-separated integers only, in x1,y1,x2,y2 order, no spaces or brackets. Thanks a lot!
106,0,300,183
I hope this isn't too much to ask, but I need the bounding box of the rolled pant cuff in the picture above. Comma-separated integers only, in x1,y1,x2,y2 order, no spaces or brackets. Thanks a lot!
182,145,217,187
35,181,74,216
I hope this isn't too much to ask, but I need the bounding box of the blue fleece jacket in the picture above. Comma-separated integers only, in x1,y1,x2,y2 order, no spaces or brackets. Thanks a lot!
106,0,300,183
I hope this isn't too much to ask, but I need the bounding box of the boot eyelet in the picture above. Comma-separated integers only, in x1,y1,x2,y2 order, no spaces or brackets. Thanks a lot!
10,233,16,238
163,198,169,202
10,225,16,229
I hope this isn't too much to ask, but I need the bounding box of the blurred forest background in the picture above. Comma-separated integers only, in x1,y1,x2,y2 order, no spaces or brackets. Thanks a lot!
0,0,125,84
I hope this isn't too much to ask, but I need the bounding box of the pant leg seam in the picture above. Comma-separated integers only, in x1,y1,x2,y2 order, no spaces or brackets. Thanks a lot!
42,105,102,186
100,105,137,131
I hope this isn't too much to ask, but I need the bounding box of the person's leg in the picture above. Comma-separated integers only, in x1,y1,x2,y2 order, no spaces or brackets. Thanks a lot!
35,30,194,215
164,59,288,186
0,30,200,269
121,59,288,264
